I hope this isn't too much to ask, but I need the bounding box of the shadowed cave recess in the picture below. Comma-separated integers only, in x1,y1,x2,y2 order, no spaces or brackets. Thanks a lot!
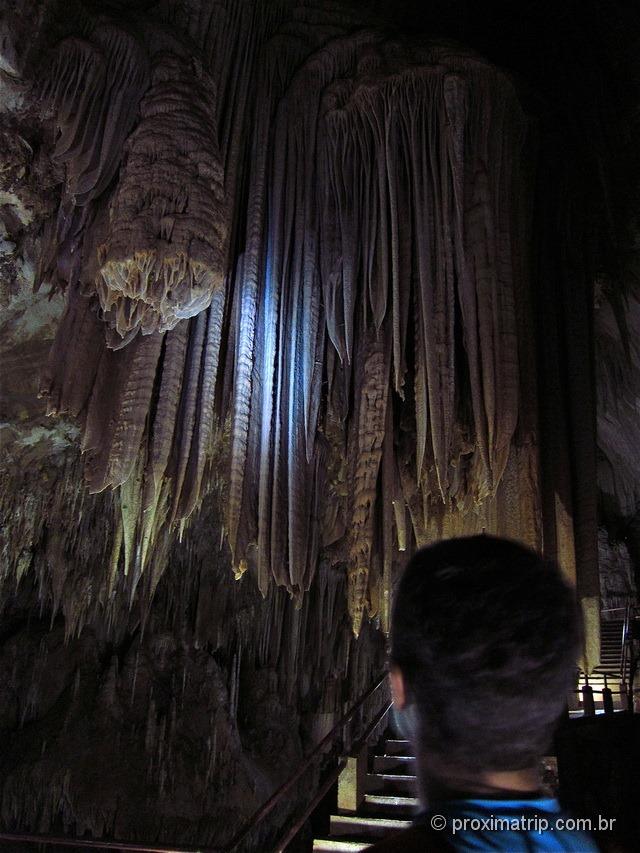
0,0,639,849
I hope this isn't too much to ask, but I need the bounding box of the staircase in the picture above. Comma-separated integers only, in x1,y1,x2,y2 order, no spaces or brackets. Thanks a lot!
312,736,419,851
576,619,626,709
600,619,625,673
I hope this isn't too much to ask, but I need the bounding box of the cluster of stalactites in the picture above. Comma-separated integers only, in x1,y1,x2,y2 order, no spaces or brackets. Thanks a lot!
40,4,535,636
39,17,228,348
40,21,151,207
38,9,242,581
97,50,227,345
223,34,533,634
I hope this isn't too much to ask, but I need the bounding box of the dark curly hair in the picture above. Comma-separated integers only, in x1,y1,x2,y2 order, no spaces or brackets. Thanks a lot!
390,535,581,773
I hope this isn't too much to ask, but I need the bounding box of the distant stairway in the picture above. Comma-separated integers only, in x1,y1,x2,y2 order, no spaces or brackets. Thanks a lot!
576,619,626,709
597,620,625,676
313,736,418,852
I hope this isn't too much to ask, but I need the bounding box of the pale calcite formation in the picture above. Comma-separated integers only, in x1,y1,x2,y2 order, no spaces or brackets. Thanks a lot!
97,50,227,341
34,0,601,646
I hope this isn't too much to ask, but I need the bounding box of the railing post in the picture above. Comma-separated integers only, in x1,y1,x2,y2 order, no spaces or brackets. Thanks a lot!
337,742,368,813
633,668,640,714
619,679,629,712
602,675,614,715
581,677,595,717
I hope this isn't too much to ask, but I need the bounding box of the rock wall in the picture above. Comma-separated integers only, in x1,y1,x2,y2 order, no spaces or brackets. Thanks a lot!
0,7,387,846
0,470,384,847
1,0,639,847
598,529,638,619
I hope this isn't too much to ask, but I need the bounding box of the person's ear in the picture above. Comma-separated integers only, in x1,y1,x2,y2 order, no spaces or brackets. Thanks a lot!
389,667,407,710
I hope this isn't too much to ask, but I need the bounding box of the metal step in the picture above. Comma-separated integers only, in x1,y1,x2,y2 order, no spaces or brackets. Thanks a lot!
372,754,416,773
330,814,412,838
366,772,418,795
313,738,418,850
313,839,371,852
580,674,621,681
362,793,419,816
578,668,624,678
383,738,412,755
578,673,624,682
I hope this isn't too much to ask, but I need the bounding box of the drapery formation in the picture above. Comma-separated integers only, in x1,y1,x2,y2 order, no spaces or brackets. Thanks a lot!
39,2,276,597
39,2,545,635
228,37,537,634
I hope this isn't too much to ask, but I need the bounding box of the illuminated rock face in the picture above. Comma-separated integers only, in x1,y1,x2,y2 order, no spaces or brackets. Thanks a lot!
246,40,535,635
39,19,228,346
33,6,546,637
2,0,637,846
96,50,227,341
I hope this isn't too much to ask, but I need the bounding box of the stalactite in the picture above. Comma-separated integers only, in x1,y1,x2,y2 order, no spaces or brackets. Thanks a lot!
167,311,208,523
3,3,635,844
37,4,536,634
106,332,164,489
179,288,226,519
347,325,390,636
96,46,227,341
41,23,150,206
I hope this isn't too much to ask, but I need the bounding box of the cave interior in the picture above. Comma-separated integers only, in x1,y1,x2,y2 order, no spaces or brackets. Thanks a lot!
0,0,639,850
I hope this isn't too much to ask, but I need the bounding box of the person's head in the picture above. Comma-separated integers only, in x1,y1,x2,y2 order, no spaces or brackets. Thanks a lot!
389,535,581,782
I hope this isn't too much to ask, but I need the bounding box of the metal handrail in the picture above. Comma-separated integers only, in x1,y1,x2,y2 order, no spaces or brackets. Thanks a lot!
620,600,632,683
224,671,388,851
0,834,201,852
570,686,626,695
271,760,347,853
0,672,389,853
271,699,393,853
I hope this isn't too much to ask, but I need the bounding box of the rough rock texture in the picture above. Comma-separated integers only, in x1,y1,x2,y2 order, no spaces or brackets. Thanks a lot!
31,2,546,640
597,283,640,521
94,42,227,339
0,460,384,847
1,0,639,847
598,528,637,618
0,4,385,848
8,0,631,658
595,229,640,614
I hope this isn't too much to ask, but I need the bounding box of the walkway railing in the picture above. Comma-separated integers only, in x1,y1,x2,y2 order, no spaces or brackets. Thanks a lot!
224,671,390,852
270,682,392,852
0,672,390,853
571,600,640,716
